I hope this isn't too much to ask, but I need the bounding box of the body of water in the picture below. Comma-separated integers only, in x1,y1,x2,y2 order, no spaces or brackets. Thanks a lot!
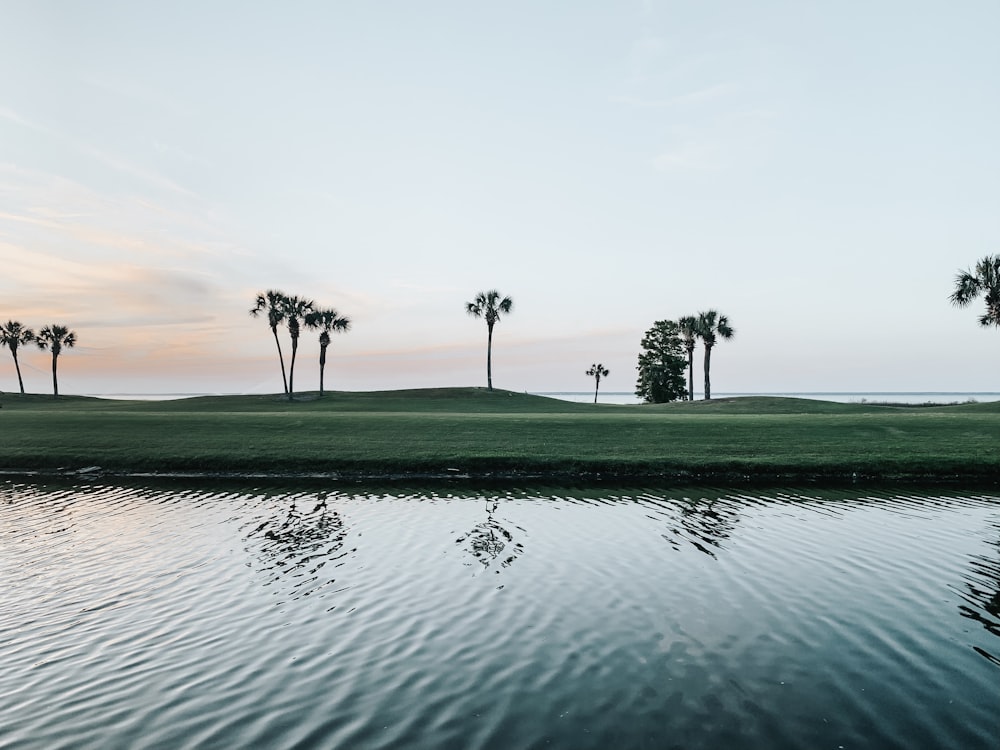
541,391,1000,405
1,481,997,749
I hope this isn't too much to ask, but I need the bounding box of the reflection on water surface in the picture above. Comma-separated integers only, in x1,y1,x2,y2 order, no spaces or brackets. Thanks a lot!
1,481,998,749
456,499,526,573
242,490,352,600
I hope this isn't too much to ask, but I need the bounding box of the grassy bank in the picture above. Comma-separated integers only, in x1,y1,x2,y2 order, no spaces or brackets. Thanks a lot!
1,388,999,482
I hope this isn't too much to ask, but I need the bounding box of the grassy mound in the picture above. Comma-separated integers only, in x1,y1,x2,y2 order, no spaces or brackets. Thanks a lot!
2,388,998,482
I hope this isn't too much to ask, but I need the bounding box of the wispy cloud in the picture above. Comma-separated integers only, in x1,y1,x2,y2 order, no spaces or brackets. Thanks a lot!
0,240,252,393
0,107,40,129
0,164,226,260
82,143,199,199
0,158,252,388
0,103,198,200
1,243,222,322
611,83,735,109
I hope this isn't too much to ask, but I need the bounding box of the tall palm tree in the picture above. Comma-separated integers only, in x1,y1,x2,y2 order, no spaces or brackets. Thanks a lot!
696,310,734,401
305,308,351,396
250,290,290,395
282,295,315,400
950,255,1000,328
0,320,35,394
586,363,609,403
34,324,77,398
677,315,699,401
465,290,513,390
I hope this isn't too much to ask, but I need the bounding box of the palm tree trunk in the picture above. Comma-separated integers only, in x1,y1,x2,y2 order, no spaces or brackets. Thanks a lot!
703,344,713,400
271,327,288,394
486,323,494,390
319,344,328,396
594,375,600,403
288,338,298,400
51,352,59,398
13,352,25,394
686,348,694,401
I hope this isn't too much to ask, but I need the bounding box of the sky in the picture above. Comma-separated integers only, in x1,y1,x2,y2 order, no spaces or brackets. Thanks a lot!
1,0,999,396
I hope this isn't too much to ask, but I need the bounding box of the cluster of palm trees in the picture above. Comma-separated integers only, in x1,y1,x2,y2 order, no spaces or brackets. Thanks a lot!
677,311,734,400
1,321,78,397
250,290,351,399
461,291,736,402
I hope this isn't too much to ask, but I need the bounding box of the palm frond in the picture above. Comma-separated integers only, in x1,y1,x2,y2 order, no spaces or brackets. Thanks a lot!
0,321,35,348
950,272,981,307
250,289,288,319
466,289,513,322
950,255,1000,326
35,324,77,354
696,310,735,343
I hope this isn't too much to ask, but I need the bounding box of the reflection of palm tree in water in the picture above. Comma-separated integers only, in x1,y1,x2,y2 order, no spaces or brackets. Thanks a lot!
457,500,524,572
662,496,740,558
957,518,1000,665
244,491,351,597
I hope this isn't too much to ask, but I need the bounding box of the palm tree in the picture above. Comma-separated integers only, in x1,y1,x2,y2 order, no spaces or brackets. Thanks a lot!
34,325,77,398
696,310,734,400
677,315,699,401
465,290,513,390
250,290,290,395
282,295,315,400
305,308,351,396
950,255,1000,328
0,320,35,394
586,363,609,404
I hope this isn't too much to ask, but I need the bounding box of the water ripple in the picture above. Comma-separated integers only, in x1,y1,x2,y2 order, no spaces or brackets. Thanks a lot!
1,481,998,749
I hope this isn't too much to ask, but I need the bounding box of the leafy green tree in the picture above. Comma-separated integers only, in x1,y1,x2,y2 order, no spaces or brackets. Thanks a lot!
586,363,609,403
305,308,351,396
465,290,513,390
696,310,734,401
34,324,76,398
250,290,290,395
635,320,688,403
0,320,35,394
950,255,1000,328
677,315,699,401
282,295,315,400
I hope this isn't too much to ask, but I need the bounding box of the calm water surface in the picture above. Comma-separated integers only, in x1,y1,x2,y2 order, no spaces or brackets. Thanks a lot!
1,481,998,749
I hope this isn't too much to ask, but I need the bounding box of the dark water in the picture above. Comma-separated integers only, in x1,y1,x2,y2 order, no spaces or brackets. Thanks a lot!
1,482,998,749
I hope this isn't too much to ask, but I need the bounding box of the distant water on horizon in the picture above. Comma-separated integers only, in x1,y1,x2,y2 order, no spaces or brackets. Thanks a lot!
538,391,1000,405
82,391,1000,405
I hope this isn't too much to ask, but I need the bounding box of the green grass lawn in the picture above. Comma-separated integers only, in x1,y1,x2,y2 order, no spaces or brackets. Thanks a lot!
1,388,998,481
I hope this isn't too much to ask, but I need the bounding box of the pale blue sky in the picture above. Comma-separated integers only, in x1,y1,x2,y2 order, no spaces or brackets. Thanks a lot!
1,1,998,395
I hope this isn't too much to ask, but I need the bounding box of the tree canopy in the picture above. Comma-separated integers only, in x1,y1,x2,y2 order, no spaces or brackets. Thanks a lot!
635,320,688,403
950,255,1000,328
